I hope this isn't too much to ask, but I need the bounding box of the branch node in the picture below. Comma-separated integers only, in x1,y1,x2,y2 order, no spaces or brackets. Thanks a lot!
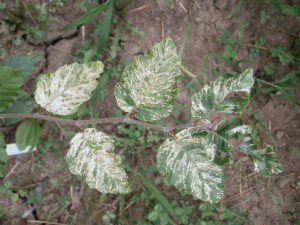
75,121,84,131
168,131,178,140
163,127,171,133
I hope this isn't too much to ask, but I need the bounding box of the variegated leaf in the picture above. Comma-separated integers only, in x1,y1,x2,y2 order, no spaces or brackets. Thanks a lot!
191,69,254,118
35,61,104,115
66,128,131,194
215,117,250,139
239,141,282,176
114,37,182,121
157,128,224,203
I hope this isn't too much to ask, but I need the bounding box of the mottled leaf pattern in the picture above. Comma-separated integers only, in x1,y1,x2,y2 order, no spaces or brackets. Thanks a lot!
206,132,234,166
66,129,131,194
215,117,250,139
0,66,23,112
114,37,182,121
15,119,42,151
191,69,254,118
35,61,104,115
0,133,7,177
239,141,282,176
157,128,224,203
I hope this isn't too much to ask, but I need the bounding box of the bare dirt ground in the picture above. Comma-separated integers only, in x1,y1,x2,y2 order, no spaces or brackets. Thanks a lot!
0,0,299,224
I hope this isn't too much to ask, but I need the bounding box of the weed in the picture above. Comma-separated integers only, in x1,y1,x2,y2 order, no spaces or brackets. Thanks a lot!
210,1,300,106
0,180,19,202
3,0,64,44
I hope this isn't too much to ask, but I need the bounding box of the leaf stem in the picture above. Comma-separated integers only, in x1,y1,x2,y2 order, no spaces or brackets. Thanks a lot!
0,113,199,133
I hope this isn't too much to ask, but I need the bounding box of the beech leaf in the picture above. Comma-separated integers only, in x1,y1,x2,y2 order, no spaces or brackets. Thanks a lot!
157,128,224,203
192,69,254,118
35,61,104,115
66,128,131,194
114,37,182,121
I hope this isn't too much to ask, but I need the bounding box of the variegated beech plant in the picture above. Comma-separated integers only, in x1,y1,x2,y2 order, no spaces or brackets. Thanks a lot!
0,37,282,203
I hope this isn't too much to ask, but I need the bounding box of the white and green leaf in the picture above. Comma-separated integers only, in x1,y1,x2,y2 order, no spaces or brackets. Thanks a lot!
35,61,104,115
0,66,23,112
215,117,250,139
15,119,42,151
157,128,224,203
114,37,182,121
191,69,254,118
66,128,131,194
0,133,7,177
238,141,283,176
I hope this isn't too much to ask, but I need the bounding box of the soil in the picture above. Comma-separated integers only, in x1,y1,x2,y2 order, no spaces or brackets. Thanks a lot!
0,0,299,225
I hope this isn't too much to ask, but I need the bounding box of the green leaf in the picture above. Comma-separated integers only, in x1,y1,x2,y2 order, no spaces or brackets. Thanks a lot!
191,69,254,118
15,119,42,151
0,91,35,126
0,66,23,112
66,128,131,194
0,133,7,177
0,54,39,77
238,142,283,176
157,128,224,203
215,117,250,139
35,61,104,115
114,37,182,121
62,1,110,30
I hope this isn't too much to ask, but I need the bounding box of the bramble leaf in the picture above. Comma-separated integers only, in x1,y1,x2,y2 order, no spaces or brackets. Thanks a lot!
191,69,254,118
0,91,35,126
0,66,23,112
157,128,224,203
35,61,104,115
15,119,42,151
0,133,7,177
66,128,131,194
238,141,283,176
114,37,182,121
0,54,39,77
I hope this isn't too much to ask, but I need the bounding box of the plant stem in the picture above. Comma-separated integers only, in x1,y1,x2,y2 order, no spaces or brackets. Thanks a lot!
0,113,199,133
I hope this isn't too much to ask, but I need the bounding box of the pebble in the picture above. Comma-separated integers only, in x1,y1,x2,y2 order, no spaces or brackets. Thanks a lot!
275,130,284,140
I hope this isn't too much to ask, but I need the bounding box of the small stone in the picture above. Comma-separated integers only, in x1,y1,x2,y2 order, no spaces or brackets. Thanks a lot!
275,130,284,140
277,104,284,110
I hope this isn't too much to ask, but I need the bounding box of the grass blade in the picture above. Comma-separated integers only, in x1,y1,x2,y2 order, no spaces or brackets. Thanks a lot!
228,0,243,19
62,1,110,30
138,174,177,219
95,0,113,55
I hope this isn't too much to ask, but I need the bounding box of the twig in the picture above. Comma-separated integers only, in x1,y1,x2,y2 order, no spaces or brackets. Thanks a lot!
180,65,196,78
175,0,187,13
0,113,201,133
127,5,148,14
266,27,299,38
3,161,20,181
242,43,268,51
27,220,66,225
